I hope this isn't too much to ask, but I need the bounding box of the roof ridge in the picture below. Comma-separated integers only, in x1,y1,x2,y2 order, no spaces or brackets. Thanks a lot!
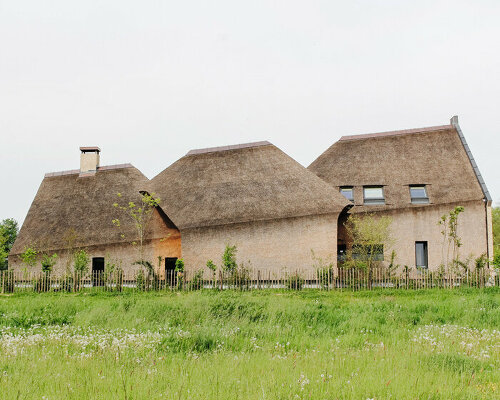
186,141,272,156
339,124,453,142
44,163,133,178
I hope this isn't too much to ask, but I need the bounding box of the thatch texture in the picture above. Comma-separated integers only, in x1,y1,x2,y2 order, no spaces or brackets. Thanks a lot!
308,124,485,212
149,142,349,229
10,165,165,255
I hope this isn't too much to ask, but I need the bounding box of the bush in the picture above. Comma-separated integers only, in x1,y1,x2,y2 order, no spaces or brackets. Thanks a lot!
286,274,305,290
188,270,204,291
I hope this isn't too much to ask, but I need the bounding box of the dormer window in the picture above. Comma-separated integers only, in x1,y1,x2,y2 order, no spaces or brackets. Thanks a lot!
340,187,354,202
410,185,429,204
363,186,385,205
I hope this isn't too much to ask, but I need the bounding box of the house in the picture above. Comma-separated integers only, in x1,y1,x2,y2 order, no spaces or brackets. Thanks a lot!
308,116,493,270
147,141,349,276
9,147,181,275
9,116,492,276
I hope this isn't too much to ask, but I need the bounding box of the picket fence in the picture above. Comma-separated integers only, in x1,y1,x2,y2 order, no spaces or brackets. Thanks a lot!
0,268,497,293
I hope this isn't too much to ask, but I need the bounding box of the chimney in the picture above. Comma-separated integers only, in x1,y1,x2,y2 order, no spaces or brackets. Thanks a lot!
450,115,459,126
80,146,101,174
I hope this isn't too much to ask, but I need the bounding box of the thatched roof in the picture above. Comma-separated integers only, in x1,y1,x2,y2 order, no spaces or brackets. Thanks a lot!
10,164,167,255
308,120,487,212
149,141,349,229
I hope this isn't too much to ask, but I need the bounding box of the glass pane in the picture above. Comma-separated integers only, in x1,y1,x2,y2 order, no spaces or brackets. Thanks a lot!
340,188,353,201
410,186,427,198
364,187,383,199
415,242,428,268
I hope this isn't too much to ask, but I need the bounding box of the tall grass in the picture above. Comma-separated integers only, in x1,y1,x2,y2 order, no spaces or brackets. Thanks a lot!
0,288,498,399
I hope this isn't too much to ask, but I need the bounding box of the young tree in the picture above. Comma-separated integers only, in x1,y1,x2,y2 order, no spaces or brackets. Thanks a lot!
40,253,58,273
19,246,38,270
438,206,465,270
344,213,392,288
73,249,90,274
222,244,237,273
0,218,18,270
112,192,161,266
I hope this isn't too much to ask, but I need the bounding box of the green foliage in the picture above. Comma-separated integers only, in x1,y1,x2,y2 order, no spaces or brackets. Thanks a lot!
40,253,58,273
0,290,499,398
19,246,38,268
474,253,487,270
439,206,465,269
73,249,90,274
0,218,18,270
492,207,500,256
222,244,237,273
285,273,305,290
174,258,185,273
344,213,392,288
188,270,204,291
133,260,154,275
206,260,217,272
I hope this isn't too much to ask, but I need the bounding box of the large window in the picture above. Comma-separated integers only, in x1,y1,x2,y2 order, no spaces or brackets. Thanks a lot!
415,241,428,269
410,185,429,204
340,187,354,202
363,186,385,205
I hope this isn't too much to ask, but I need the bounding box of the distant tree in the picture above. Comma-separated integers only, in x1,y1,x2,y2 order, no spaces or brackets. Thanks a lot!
492,207,500,257
0,218,18,270
344,213,392,288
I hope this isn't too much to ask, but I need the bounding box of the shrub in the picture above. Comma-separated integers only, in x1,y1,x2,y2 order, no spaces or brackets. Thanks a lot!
222,245,237,273
286,273,305,290
188,270,204,291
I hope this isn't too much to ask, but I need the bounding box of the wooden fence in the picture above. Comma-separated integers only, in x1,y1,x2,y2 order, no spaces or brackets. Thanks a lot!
0,268,497,293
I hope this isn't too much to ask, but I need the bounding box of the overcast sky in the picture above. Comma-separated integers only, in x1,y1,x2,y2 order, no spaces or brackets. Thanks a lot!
1,0,499,224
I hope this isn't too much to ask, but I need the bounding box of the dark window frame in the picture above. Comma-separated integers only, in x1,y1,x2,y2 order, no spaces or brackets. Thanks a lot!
363,186,385,205
415,241,428,269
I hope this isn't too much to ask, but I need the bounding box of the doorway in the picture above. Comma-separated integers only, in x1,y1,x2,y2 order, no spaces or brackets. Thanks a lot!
165,257,178,286
92,257,105,286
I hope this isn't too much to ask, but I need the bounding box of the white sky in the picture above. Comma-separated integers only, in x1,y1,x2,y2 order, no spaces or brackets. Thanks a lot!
1,0,499,224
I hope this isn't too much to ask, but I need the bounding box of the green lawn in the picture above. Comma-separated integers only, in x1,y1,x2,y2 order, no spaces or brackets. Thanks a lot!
0,289,499,399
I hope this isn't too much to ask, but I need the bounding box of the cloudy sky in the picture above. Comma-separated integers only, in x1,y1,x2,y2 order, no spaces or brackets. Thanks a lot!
1,0,499,224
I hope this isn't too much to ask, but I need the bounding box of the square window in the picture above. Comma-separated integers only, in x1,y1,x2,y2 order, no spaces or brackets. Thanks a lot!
410,185,429,204
363,186,385,205
340,187,354,201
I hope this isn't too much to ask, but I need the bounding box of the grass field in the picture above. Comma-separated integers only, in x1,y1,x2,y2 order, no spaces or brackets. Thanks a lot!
0,288,499,399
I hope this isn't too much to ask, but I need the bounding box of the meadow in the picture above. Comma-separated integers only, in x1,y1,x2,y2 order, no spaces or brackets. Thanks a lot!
0,288,499,399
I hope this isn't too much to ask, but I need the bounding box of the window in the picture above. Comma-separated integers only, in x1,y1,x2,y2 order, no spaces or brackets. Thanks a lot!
340,187,354,202
410,185,429,204
363,186,385,205
352,244,384,261
415,241,428,269
92,257,105,287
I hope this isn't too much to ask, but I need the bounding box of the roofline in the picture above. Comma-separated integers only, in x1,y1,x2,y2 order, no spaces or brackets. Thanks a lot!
80,146,101,152
450,116,492,202
338,124,452,142
44,163,134,178
186,141,272,156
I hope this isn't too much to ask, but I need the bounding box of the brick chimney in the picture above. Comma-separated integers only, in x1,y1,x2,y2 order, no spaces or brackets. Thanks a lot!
80,147,101,174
